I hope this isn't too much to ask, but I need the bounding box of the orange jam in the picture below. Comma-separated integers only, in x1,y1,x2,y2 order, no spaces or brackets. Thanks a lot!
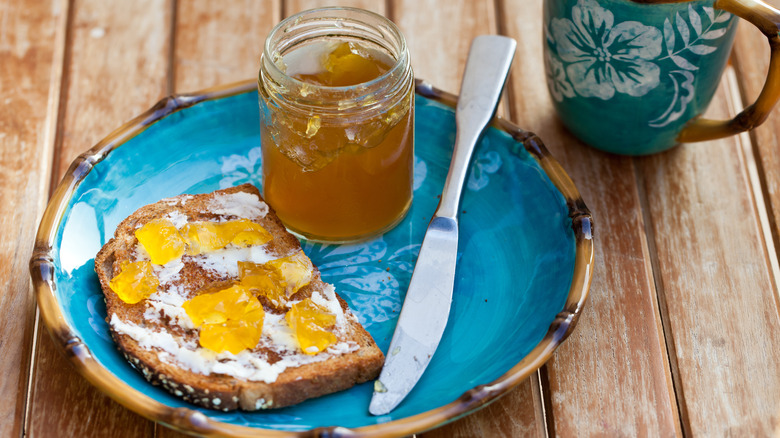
183,285,265,354
181,219,272,254
292,42,390,87
239,250,314,305
136,218,272,264
199,308,264,355
239,262,286,306
109,261,159,304
135,219,186,265
260,25,414,242
285,298,337,355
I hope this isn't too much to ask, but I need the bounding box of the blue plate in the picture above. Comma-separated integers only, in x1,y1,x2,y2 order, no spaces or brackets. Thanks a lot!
32,80,593,436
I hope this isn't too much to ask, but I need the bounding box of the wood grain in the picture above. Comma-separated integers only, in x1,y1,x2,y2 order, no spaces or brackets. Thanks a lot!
285,0,385,16
637,75,780,435
0,0,64,436
174,0,281,93
500,0,681,436
27,0,172,436
732,0,780,275
174,0,386,97
425,378,546,438
393,0,498,95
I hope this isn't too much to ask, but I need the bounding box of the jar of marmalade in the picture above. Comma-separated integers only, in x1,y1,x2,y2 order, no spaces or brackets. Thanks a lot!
258,7,414,243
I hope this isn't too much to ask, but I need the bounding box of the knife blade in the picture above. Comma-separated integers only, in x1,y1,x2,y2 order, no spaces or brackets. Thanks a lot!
369,35,516,416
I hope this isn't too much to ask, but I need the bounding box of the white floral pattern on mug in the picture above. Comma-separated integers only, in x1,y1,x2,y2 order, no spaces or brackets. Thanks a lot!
547,0,732,126
545,50,575,102
550,0,663,100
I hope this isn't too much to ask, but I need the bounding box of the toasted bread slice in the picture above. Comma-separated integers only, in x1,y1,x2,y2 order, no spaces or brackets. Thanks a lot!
94,184,384,411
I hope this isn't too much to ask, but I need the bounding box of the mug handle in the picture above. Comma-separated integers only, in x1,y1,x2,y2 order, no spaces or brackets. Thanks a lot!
678,0,780,143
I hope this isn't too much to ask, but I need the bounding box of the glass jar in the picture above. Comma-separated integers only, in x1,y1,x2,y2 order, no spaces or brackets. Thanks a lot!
258,7,414,243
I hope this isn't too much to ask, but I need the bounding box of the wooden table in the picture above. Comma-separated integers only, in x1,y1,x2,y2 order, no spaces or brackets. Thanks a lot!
5,0,780,436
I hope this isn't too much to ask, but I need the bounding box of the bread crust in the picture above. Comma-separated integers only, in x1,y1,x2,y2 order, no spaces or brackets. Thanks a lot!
94,184,384,411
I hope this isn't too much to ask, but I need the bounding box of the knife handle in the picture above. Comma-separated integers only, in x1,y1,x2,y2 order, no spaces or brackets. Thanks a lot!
436,35,516,220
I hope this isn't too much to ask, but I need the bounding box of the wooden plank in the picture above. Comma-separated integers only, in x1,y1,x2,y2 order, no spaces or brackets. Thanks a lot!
285,0,385,15
0,0,65,436
394,0,497,96
27,0,172,436
48,0,172,179
637,74,780,434
631,2,780,433
426,379,546,438
499,0,681,436
174,0,281,92
732,0,780,275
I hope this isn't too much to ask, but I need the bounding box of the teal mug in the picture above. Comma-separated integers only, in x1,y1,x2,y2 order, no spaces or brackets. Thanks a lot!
543,0,780,155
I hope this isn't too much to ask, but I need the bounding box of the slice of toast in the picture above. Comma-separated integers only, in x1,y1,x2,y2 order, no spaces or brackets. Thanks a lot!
94,184,384,411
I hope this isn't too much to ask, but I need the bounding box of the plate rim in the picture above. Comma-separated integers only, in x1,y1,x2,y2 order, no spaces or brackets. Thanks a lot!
30,78,594,437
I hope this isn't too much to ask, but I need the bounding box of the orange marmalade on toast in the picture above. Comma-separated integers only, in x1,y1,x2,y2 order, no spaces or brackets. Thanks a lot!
107,189,360,388
258,8,414,242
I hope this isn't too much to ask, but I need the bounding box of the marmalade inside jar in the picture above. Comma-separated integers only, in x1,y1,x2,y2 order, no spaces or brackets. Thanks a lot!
260,40,413,242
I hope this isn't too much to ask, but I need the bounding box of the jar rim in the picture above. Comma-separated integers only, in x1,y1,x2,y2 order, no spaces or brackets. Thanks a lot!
262,7,409,94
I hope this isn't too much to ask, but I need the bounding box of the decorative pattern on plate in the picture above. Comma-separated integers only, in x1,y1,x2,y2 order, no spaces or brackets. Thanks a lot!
467,148,502,192
302,239,420,328
219,146,263,190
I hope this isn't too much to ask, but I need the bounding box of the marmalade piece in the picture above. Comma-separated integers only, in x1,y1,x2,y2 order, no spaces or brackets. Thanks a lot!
183,285,266,354
266,251,314,296
222,219,273,247
108,261,159,304
320,42,387,86
181,219,272,254
199,307,265,355
180,221,226,254
238,262,286,306
285,298,337,355
135,218,186,265
183,285,263,326
239,250,314,304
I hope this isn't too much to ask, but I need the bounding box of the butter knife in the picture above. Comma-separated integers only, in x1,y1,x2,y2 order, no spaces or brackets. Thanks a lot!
369,35,516,416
